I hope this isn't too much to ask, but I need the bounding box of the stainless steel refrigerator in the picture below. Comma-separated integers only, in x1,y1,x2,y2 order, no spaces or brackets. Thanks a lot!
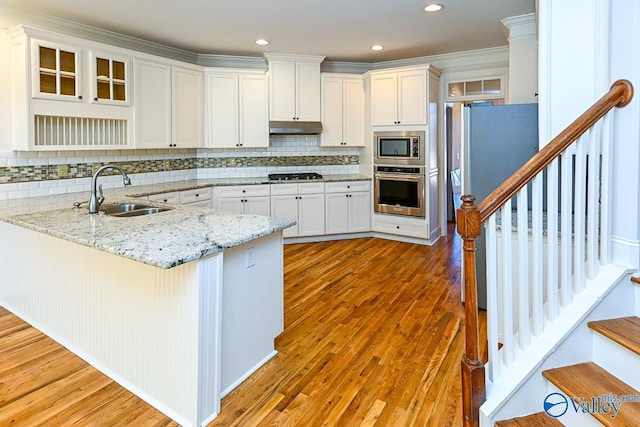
461,103,539,310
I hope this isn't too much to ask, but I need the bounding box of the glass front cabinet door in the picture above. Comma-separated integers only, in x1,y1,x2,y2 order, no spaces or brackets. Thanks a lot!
91,52,130,105
32,39,82,101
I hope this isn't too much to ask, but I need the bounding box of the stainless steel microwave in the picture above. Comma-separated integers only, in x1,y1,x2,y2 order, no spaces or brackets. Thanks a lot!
374,131,424,165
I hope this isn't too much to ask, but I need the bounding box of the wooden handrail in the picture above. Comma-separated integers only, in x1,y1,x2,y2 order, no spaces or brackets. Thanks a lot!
478,79,633,223
457,79,634,427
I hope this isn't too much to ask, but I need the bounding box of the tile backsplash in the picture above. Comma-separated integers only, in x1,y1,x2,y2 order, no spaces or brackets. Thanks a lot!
0,135,362,200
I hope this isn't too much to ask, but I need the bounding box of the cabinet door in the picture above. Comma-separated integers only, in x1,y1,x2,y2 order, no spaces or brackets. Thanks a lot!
269,61,296,121
320,78,343,147
207,73,239,148
325,193,349,234
134,59,172,148
370,73,398,126
173,66,204,148
296,61,321,121
342,78,365,146
217,198,245,215
348,192,371,233
239,74,269,148
90,51,130,105
298,193,325,236
32,39,82,101
271,195,299,237
245,196,271,216
397,70,427,125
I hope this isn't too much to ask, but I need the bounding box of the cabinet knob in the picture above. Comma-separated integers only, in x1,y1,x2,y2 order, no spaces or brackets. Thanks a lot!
242,190,246,193
396,226,400,229
163,199,168,202
78,95,83,100
94,97,98,101
195,194,199,197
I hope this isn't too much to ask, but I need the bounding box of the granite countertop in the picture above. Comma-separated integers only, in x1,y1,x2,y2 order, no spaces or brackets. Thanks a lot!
0,174,368,269
0,192,294,269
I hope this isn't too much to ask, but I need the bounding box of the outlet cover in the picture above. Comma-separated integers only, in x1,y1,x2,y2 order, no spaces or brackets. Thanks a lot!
58,164,68,178
245,246,255,268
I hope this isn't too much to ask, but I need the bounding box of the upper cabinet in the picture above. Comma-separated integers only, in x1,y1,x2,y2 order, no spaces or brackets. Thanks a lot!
320,74,365,147
90,51,130,105
32,40,82,101
263,53,325,122
369,66,440,126
205,69,269,148
134,59,204,149
9,26,133,150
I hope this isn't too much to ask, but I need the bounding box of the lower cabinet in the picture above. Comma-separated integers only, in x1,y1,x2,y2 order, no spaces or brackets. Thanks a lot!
215,185,270,216
271,183,325,238
325,181,371,234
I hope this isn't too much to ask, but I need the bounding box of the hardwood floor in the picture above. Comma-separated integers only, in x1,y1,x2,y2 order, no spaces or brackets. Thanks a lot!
0,224,486,426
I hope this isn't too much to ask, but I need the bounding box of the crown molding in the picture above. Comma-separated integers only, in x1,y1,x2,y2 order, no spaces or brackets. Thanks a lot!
502,13,537,41
197,54,267,69
0,4,198,64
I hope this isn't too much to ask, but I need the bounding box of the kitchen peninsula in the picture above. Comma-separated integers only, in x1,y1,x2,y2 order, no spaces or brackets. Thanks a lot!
0,189,295,426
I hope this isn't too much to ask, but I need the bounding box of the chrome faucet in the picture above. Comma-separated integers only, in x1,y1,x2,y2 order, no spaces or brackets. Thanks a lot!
89,164,132,214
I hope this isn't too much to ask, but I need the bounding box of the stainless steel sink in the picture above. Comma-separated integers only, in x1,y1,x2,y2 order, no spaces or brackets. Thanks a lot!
100,202,173,217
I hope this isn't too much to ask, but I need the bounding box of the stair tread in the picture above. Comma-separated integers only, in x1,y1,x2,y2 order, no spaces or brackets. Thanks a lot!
542,362,640,426
495,412,563,426
588,316,640,356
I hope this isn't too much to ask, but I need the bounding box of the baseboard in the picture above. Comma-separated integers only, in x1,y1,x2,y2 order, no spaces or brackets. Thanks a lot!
284,232,372,244
370,232,433,246
221,350,278,398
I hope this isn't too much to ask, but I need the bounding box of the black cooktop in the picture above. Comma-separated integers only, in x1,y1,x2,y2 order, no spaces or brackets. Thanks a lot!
268,172,323,181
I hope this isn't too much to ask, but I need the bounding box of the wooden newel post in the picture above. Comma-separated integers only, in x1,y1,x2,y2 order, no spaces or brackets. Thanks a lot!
456,195,486,427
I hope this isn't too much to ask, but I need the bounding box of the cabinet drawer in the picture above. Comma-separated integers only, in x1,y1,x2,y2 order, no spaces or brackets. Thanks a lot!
298,182,325,194
148,191,180,204
372,215,428,238
180,187,212,204
217,184,270,198
325,180,370,194
270,183,299,196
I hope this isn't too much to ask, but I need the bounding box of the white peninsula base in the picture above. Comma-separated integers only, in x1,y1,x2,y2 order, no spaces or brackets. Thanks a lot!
0,222,284,426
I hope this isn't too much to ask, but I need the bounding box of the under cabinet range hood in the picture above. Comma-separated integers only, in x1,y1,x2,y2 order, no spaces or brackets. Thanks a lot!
269,121,322,135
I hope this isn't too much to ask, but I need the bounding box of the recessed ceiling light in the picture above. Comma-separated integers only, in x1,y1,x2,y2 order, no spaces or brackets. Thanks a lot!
424,3,444,12
370,45,384,51
255,39,270,46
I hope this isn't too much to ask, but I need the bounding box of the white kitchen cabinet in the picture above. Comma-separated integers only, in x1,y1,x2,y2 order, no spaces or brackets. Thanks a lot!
179,187,212,206
8,26,133,150
370,66,439,126
134,59,204,149
325,181,371,234
172,66,204,148
89,50,130,106
216,185,271,216
271,182,325,237
320,74,365,147
206,69,268,148
264,53,325,121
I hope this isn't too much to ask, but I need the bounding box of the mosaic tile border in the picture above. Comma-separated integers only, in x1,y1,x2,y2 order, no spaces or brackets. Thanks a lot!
0,155,359,183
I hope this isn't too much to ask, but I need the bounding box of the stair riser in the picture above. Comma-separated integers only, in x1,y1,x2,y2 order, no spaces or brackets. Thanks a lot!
592,333,640,391
546,382,603,427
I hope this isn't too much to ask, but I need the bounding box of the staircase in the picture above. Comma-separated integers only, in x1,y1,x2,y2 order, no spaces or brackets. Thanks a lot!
456,80,636,427
496,306,640,426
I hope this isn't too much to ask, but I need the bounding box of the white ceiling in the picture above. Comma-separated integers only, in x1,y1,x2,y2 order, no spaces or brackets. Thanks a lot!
1,0,535,62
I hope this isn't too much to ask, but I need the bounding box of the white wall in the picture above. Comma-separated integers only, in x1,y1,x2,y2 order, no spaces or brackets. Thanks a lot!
538,0,640,268
0,30,12,151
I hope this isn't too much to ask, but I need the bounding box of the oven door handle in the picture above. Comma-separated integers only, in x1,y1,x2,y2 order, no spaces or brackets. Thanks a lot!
374,173,424,181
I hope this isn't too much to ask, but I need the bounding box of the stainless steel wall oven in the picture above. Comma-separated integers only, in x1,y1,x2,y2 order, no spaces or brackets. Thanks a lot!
374,166,425,218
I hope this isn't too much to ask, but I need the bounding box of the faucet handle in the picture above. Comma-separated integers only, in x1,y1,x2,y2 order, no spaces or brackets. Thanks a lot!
98,184,105,206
